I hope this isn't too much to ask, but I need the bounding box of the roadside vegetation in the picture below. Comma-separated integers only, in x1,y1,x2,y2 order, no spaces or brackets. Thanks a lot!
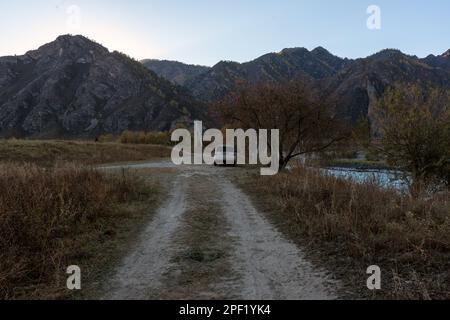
117,130,172,145
0,138,169,299
217,80,449,299
0,139,170,166
370,85,450,194
97,124,189,146
239,166,450,299
0,163,160,299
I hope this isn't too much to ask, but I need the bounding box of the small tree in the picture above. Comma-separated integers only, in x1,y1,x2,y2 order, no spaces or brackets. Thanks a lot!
214,81,348,170
370,85,450,192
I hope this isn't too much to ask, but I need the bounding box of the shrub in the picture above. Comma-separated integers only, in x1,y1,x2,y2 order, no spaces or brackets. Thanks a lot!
371,86,450,192
119,131,171,146
97,134,116,143
119,130,136,144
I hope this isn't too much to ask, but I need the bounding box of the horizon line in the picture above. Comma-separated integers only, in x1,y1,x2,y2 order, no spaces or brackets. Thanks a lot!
3,33,449,68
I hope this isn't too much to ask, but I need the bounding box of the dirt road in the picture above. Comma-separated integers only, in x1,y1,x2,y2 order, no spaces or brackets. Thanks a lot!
100,162,340,300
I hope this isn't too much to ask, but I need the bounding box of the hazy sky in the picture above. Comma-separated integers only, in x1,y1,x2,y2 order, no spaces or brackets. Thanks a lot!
0,0,449,66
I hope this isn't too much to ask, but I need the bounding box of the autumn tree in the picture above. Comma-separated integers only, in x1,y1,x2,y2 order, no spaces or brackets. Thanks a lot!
213,81,348,170
370,85,450,191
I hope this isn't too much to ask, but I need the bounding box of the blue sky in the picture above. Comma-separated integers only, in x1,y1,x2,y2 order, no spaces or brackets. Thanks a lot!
0,0,449,66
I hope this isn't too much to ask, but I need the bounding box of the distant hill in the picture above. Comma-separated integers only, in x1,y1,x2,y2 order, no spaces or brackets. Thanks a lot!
0,35,203,138
148,47,353,102
422,49,450,72
142,47,450,123
141,59,210,86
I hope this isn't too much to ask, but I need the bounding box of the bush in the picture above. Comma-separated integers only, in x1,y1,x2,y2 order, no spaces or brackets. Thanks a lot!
97,134,116,143
144,132,171,145
119,131,171,145
119,130,136,144
371,86,450,192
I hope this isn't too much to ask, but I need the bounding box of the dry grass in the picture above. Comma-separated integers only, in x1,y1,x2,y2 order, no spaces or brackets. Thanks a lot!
0,139,171,167
239,166,450,300
0,163,157,299
158,175,231,299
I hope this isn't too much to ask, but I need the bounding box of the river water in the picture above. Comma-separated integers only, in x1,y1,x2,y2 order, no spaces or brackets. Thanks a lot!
322,167,409,191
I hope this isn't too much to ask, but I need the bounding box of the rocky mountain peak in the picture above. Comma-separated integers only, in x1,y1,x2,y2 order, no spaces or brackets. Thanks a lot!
25,34,109,64
312,46,331,55
369,49,405,61
55,34,88,44
278,47,309,56
442,49,450,58
0,35,203,138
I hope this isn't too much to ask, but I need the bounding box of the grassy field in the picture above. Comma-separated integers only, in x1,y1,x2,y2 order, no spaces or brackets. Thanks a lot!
0,163,162,299
238,166,450,300
0,139,171,166
3,139,448,300
0,139,168,299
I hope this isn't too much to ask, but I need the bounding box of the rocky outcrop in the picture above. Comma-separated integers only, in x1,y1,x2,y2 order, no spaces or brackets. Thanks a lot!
321,49,450,122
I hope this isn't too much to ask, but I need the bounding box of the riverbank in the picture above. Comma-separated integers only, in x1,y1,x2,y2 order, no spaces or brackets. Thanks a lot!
237,165,450,299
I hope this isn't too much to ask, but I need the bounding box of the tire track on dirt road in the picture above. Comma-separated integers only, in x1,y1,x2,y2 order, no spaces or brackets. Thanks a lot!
100,163,340,300
221,179,339,300
152,169,235,299
103,175,186,300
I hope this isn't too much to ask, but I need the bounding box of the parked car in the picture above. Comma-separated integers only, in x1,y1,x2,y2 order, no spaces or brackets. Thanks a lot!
214,145,237,166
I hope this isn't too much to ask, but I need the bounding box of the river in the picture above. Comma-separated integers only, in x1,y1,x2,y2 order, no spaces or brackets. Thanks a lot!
322,167,409,191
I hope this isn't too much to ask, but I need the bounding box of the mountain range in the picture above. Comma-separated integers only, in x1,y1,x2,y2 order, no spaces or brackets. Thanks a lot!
145,47,450,122
141,59,210,86
0,35,203,138
0,35,449,138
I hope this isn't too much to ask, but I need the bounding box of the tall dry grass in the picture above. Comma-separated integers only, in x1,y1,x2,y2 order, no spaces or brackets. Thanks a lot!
242,166,450,299
0,139,171,167
118,131,172,145
0,163,138,299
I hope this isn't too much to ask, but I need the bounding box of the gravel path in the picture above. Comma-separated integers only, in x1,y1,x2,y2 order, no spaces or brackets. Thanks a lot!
221,179,338,300
100,163,340,300
102,176,186,300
